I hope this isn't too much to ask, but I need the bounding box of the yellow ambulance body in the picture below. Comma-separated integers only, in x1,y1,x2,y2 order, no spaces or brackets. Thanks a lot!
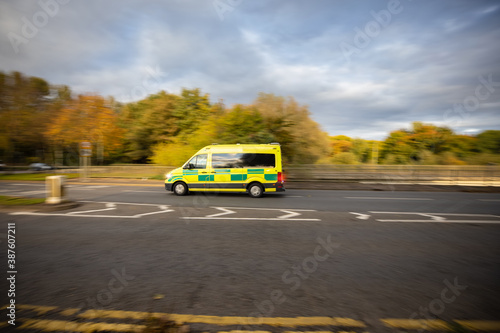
165,143,285,198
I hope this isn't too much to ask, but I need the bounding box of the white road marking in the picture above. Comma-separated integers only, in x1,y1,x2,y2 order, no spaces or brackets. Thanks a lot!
182,217,320,221
418,213,446,221
18,190,46,195
10,201,173,219
278,210,301,219
67,203,116,215
349,212,370,220
124,190,160,193
377,219,500,224
67,185,110,190
10,211,174,218
370,211,500,217
346,197,433,200
79,201,166,207
369,211,500,224
182,206,320,221
206,207,236,218
478,199,500,202
209,206,317,211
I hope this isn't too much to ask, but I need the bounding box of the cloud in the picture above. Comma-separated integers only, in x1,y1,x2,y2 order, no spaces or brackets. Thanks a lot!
0,0,499,140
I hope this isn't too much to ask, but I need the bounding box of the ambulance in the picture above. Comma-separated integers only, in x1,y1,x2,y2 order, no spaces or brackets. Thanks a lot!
165,143,285,198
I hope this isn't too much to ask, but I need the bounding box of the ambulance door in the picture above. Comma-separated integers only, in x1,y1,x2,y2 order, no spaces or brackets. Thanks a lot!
183,153,209,190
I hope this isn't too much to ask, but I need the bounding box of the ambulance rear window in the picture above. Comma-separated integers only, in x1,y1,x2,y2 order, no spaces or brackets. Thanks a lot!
212,153,275,168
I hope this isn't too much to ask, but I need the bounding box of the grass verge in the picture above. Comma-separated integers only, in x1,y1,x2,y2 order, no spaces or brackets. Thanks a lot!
0,195,45,206
0,173,79,181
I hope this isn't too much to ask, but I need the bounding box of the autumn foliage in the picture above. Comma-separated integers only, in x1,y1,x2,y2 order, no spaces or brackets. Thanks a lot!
45,95,124,154
1,71,499,166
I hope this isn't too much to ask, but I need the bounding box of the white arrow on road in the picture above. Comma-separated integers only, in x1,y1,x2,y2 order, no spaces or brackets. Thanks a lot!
206,207,236,218
278,210,301,219
350,212,371,220
419,213,446,221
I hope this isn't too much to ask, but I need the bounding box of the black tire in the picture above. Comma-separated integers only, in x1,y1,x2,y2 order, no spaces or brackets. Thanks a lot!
173,182,189,196
248,182,264,198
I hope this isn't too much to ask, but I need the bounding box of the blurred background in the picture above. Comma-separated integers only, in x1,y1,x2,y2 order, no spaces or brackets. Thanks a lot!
1,0,499,178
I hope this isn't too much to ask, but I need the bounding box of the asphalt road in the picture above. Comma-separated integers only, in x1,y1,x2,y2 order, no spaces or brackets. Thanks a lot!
1,181,500,332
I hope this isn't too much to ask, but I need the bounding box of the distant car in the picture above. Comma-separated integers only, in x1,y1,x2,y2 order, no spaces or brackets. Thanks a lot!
29,163,53,171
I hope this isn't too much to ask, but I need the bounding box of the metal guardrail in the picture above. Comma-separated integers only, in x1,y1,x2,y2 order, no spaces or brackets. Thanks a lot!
285,165,500,185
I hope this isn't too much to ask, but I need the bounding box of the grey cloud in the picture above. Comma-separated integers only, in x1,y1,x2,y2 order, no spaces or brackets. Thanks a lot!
0,0,499,140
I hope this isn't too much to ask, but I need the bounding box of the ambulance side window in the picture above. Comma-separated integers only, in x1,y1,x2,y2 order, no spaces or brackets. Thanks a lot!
212,153,275,168
185,154,207,169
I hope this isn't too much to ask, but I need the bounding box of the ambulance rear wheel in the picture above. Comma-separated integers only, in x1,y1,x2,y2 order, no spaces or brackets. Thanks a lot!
173,182,188,196
248,183,264,198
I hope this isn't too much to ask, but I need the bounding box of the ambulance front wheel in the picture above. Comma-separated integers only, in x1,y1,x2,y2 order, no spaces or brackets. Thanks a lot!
173,182,189,196
248,182,264,198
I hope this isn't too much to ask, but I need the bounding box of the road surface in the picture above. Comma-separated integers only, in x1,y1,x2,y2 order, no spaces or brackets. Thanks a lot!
1,181,499,332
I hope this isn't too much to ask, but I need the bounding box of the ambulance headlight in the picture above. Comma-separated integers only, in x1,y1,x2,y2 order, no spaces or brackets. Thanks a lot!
166,172,172,179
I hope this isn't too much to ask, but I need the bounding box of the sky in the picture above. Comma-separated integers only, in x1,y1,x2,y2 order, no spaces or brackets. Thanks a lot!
1,0,500,140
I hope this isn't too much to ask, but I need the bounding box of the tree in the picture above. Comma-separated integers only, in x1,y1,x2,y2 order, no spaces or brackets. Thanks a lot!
216,104,273,144
331,152,359,164
150,139,197,166
173,88,212,136
45,95,124,163
0,71,52,163
380,122,459,164
252,93,330,164
329,136,353,155
380,130,416,164
120,91,180,162
477,130,500,154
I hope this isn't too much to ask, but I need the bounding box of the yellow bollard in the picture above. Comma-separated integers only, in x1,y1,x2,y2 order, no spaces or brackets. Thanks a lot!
45,175,67,204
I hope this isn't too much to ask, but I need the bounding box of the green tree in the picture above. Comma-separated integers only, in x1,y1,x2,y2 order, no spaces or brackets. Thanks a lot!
150,139,197,166
381,122,458,164
173,88,212,136
252,93,330,164
447,135,479,159
380,130,416,164
0,71,52,163
120,91,180,162
477,130,500,154
216,105,273,144
331,152,359,164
